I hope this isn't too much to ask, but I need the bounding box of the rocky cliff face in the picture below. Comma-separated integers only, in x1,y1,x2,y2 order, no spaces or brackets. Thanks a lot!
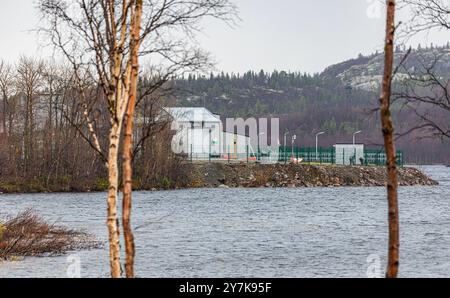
321,47,450,91
184,163,438,188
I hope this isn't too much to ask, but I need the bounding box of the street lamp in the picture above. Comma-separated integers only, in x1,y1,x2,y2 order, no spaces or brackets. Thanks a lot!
209,128,212,162
284,131,289,164
315,132,325,161
352,130,362,165
186,125,191,160
291,134,297,160
257,132,265,161
353,130,362,146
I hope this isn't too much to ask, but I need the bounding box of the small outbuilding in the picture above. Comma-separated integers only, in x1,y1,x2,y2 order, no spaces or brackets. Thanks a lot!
334,144,365,166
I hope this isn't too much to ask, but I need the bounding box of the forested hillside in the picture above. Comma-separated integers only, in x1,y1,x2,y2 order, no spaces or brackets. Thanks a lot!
172,46,450,164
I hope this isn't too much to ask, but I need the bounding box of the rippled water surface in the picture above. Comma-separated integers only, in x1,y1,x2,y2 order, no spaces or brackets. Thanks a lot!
1,165,449,278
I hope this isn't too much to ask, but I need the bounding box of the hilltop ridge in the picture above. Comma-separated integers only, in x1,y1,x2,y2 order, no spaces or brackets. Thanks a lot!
321,45,450,91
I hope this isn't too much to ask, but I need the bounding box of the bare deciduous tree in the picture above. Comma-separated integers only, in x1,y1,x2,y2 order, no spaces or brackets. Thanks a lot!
0,61,15,161
394,0,450,140
39,0,237,278
393,55,450,139
16,57,45,175
0,61,12,134
401,0,450,34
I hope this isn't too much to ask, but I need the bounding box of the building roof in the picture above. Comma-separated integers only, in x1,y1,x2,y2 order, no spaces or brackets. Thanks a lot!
164,107,221,123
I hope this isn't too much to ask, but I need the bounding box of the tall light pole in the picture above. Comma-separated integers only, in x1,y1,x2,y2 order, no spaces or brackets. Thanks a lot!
315,132,325,161
352,130,362,165
257,132,265,161
353,130,362,146
186,125,190,159
209,128,212,162
291,135,297,161
284,130,289,164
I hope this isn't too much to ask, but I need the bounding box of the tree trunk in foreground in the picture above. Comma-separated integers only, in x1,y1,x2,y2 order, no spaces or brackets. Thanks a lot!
380,0,400,278
108,124,122,278
122,0,143,279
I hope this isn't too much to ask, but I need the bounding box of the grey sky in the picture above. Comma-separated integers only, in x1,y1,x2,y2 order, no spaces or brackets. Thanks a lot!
0,0,447,74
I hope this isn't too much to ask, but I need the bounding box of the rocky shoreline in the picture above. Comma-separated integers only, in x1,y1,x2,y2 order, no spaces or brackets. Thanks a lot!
0,163,438,194
185,163,438,188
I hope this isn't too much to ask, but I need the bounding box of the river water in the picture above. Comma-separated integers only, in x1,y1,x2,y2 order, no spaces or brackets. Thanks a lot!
0,165,449,278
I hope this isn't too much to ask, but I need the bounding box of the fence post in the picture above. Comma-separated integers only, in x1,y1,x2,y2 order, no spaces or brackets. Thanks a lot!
307,148,310,164
298,146,301,164
284,147,287,165
332,148,335,165
246,145,249,164
293,146,295,163
401,151,404,167
309,147,312,165
319,147,322,164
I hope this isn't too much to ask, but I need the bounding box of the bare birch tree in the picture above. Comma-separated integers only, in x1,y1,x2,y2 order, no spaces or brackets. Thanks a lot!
39,0,147,278
381,0,400,278
39,0,237,278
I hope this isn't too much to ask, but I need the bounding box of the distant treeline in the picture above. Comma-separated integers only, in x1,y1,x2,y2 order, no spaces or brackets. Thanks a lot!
0,57,186,192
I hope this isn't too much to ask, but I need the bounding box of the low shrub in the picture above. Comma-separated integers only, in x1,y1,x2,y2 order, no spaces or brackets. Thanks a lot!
0,210,101,260
93,178,109,192
0,182,22,193
160,177,172,190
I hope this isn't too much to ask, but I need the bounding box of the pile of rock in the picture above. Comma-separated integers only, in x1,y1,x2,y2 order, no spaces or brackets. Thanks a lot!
185,163,438,189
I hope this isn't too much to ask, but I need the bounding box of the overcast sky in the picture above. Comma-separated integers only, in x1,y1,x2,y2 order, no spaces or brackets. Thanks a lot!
0,0,447,74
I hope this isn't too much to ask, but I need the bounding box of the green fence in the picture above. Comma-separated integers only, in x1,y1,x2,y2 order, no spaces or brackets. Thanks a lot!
184,146,404,166
278,147,404,166
363,149,404,167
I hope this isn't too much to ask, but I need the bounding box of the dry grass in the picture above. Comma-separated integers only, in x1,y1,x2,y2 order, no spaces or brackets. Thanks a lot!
0,210,101,260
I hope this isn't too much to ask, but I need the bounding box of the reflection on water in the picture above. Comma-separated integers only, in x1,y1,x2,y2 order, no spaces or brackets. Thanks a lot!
0,166,449,278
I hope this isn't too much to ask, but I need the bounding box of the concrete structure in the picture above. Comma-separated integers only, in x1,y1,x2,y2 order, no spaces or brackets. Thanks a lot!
334,144,365,165
165,107,252,160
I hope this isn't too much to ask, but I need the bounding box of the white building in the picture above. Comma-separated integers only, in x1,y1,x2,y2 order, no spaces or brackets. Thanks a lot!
334,144,365,165
165,107,252,160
